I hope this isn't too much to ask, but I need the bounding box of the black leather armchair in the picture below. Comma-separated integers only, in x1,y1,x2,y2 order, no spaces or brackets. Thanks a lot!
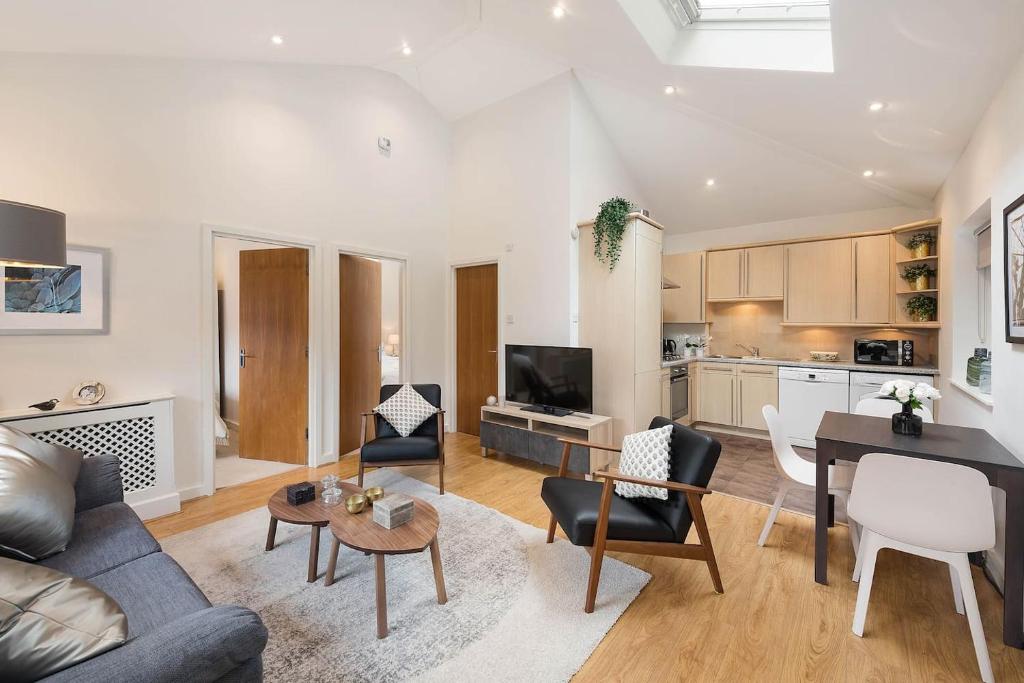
540,417,723,612
359,384,445,494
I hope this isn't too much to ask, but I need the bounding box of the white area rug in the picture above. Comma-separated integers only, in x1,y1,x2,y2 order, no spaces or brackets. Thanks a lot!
162,470,651,682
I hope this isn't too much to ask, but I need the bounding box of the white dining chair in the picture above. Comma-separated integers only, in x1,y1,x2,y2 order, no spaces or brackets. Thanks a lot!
849,453,995,683
854,396,934,423
758,405,859,555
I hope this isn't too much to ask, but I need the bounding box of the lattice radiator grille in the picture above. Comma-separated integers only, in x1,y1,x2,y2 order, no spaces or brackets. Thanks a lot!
32,417,157,494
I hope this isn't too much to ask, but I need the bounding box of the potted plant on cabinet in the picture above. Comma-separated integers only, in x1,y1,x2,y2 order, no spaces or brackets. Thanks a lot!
906,294,937,322
592,196,634,271
907,231,936,259
901,263,936,291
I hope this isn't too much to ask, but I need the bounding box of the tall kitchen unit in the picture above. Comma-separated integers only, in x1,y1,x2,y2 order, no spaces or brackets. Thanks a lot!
578,213,664,448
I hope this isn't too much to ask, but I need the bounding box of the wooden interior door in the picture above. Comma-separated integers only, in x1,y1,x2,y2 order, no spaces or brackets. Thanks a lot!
238,247,309,464
456,264,498,436
339,254,382,455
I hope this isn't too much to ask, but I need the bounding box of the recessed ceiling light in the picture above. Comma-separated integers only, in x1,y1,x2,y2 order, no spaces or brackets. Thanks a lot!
270,35,284,46
664,85,677,95
706,178,716,187
401,44,412,56
552,5,566,19
862,170,875,177
868,101,885,112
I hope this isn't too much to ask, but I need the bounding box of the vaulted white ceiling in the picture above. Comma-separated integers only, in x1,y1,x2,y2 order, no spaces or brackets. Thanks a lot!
1,0,1023,232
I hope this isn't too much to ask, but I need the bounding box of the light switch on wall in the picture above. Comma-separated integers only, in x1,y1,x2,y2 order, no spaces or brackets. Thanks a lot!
505,314,514,325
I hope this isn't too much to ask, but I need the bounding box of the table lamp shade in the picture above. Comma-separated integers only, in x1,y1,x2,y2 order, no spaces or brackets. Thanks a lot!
387,334,400,346
0,200,67,268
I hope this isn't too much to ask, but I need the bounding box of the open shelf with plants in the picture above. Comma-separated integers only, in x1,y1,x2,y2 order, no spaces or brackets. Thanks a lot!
892,222,940,326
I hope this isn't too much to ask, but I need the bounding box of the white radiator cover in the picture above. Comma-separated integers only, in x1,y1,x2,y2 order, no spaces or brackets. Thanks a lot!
0,396,179,520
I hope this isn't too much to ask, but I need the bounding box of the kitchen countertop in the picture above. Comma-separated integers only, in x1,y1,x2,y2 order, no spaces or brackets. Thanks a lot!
661,356,939,375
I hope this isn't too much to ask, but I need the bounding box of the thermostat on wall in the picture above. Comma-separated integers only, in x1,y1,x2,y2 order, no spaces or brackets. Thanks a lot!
378,136,392,156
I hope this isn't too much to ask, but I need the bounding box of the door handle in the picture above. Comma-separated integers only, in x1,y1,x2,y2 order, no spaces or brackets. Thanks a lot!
487,350,497,353
240,348,256,368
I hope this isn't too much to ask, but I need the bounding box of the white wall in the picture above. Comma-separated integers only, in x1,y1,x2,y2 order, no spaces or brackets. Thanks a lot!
449,71,652,400
935,49,1024,590
450,72,572,350
663,206,933,253
0,54,451,497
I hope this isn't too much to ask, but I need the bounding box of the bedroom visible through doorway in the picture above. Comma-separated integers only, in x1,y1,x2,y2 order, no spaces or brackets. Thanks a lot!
339,253,405,455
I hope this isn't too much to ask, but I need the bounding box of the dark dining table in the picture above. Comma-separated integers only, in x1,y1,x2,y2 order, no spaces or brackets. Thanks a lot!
815,411,1024,649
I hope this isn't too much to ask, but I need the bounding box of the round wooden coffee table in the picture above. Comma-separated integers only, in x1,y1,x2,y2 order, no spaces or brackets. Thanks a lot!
266,481,363,583
324,495,446,639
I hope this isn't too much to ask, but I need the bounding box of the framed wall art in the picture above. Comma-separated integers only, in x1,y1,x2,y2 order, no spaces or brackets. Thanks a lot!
1005,192,1024,344
0,245,109,335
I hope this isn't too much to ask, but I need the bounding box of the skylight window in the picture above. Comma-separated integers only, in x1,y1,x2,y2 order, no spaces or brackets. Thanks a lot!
667,0,830,25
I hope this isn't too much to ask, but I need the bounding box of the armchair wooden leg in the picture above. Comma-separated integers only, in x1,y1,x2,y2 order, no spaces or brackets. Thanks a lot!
687,492,724,594
438,459,445,495
585,478,615,613
358,462,365,488
546,515,557,544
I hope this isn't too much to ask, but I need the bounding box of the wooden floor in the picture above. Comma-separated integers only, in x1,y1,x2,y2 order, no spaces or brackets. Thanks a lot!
147,432,1024,681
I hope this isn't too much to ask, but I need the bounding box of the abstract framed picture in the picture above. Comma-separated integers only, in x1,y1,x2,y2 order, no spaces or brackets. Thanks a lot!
0,245,109,335
1005,192,1024,344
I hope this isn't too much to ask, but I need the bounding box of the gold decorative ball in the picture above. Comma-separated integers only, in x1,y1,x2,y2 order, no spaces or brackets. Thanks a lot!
364,487,384,505
345,494,367,514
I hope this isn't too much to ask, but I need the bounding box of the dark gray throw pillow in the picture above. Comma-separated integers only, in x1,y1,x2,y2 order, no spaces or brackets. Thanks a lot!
0,424,82,485
0,444,76,561
0,557,128,681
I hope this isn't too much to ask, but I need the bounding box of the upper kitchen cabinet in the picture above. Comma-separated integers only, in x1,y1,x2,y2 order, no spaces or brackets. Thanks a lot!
852,234,891,324
744,245,785,298
707,249,743,300
707,246,784,301
663,251,705,323
784,238,853,323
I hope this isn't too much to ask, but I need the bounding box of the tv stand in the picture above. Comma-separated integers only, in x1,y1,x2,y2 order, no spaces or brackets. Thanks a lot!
479,404,614,475
521,404,574,418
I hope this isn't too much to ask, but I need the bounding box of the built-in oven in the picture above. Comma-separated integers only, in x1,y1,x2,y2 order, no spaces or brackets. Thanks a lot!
670,366,689,421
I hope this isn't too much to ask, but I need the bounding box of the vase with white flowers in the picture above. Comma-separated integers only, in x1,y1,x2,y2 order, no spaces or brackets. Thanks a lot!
879,379,942,436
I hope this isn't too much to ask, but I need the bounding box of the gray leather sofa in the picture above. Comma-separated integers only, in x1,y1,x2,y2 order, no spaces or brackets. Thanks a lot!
38,454,268,682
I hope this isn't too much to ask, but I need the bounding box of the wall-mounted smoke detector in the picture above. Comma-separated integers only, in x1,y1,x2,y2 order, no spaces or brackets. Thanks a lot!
378,136,392,157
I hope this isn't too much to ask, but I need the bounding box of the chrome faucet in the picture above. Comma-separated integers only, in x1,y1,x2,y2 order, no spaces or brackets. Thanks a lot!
736,343,761,358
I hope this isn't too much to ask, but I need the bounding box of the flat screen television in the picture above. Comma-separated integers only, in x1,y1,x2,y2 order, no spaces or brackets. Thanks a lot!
505,344,593,416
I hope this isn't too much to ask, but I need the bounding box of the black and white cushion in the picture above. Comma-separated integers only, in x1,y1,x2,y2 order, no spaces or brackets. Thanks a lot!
373,384,438,438
614,424,674,500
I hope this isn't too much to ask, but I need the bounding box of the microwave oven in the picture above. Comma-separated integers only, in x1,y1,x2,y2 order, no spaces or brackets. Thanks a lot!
853,339,914,366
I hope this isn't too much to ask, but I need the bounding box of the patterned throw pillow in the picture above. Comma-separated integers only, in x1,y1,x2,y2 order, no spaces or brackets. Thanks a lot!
374,385,438,438
615,424,674,500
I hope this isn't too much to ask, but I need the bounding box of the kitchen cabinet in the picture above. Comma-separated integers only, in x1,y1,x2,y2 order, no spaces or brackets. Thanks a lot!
699,363,736,426
852,234,891,324
663,252,705,323
736,366,778,430
579,214,663,445
707,246,783,301
744,245,784,298
784,239,853,323
660,368,671,418
707,250,743,300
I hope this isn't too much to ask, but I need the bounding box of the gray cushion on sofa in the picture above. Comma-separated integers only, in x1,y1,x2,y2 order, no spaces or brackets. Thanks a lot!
73,454,123,513
38,503,160,580
0,425,82,485
88,552,210,637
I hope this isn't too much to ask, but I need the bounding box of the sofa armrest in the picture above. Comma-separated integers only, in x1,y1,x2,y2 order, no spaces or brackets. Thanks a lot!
74,454,124,513
43,605,268,683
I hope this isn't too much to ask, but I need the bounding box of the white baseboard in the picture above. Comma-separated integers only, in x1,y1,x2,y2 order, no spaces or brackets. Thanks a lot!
128,492,181,521
177,482,208,502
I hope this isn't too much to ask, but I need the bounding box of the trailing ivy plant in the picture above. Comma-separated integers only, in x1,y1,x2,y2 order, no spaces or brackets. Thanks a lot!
593,197,634,271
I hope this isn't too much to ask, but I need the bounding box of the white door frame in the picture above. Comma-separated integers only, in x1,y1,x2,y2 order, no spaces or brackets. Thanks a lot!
448,257,503,434
332,243,411,458
198,224,322,498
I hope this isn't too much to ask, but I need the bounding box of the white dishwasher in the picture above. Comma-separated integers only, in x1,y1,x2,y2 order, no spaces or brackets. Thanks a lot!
779,367,850,448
